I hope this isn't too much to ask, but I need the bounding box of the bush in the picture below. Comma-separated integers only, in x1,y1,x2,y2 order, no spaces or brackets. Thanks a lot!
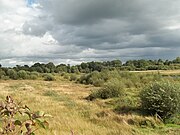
78,71,106,86
29,74,38,80
87,79,125,100
63,74,69,80
140,81,180,119
7,69,18,80
29,71,39,80
44,74,56,81
165,113,180,124
17,70,28,79
60,72,65,76
1,75,9,80
70,74,77,81
0,69,6,79
31,71,39,77
78,74,89,84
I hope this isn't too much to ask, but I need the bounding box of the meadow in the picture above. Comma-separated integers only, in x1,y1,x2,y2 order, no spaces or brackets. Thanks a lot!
0,70,179,135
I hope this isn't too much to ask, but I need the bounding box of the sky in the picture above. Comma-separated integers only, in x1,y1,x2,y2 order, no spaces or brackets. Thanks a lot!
0,0,180,66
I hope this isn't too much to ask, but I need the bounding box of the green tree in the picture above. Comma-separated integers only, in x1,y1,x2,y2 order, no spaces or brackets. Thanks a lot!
7,69,18,80
17,70,28,79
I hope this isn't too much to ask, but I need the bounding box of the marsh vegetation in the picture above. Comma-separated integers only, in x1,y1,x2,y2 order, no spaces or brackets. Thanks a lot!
0,59,180,135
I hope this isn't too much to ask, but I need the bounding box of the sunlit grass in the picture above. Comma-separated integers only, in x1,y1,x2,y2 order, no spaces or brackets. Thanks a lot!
0,78,179,135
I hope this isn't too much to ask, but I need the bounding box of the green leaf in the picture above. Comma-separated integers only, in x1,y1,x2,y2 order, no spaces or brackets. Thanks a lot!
35,119,46,129
30,132,35,135
24,111,32,118
14,120,22,126
35,111,45,117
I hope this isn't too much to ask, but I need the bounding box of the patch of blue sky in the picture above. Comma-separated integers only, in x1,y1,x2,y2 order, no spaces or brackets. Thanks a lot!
26,0,36,6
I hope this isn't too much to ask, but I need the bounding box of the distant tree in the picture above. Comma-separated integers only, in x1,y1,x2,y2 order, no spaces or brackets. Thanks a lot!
67,64,71,73
7,69,18,80
71,66,79,73
42,67,51,73
80,62,88,69
56,64,68,73
0,69,6,79
157,59,164,65
17,70,28,79
110,60,122,67
138,59,149,68
173,57,180,64
45,62,56,73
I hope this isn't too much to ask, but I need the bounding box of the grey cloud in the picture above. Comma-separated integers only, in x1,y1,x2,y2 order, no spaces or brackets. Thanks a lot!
1,0,180,66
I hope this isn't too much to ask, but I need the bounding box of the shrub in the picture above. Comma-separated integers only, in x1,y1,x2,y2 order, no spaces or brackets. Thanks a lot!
60,72,65,76
63,74,69,80
29,71,39,80
78,71,106,86
44,74,56,81
70,74,77,81
90,71,105,86
29,74,38,80
7,69,18,80
31,71,39,77
87,79,125,100
165,113,180,124
0,69,6,79
17,70,28,79
78,74,89,84
92,79,105,87
1,75,9,80
140,81,180,119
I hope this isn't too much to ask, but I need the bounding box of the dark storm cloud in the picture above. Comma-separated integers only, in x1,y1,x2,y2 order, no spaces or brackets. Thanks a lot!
1,0,180,66
37,0,180,51
50,0,143,25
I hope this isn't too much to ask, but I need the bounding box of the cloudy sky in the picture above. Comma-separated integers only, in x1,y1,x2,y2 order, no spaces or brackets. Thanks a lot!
0,0,180,66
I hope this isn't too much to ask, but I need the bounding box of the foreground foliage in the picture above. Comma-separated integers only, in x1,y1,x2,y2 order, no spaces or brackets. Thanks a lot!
0,96,50,135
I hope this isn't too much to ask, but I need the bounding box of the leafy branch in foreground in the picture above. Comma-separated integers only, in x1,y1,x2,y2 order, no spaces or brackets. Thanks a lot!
0,96,52,135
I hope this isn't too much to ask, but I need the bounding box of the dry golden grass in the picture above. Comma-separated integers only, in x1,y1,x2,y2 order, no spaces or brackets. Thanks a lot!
0,79,179,135
130,70,180,75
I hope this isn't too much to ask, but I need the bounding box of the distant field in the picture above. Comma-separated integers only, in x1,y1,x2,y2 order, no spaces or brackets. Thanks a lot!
0,76,179,135
130,70,180,75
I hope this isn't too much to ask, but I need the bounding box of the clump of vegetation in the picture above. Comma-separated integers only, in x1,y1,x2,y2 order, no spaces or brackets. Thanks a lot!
0,96,50,135
43,74,56,81
140,81,180,120
17,70,28,79
165,113,180,124
70,74,77,81
78,71,107,86
7,69,18,80
0,69,6,79
63,73,69,80
29,71,39,80
87,79,125,100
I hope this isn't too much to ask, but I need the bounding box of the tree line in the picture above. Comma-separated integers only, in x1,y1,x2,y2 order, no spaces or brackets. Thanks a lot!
0,57,180,78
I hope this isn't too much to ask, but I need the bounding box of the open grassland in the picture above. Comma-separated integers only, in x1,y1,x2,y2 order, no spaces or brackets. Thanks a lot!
0,77,179,135
130,70,180,75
